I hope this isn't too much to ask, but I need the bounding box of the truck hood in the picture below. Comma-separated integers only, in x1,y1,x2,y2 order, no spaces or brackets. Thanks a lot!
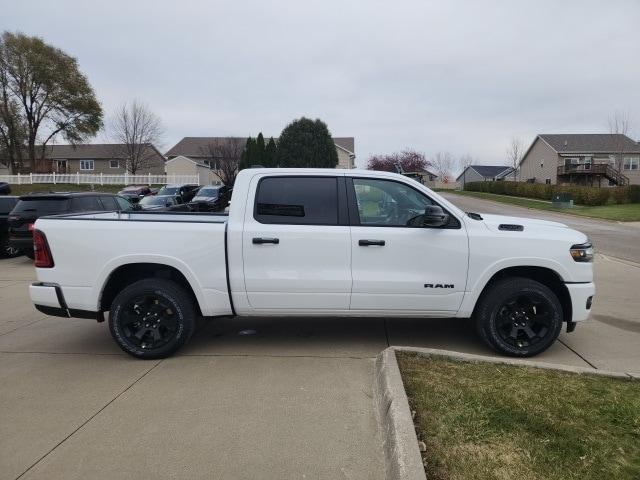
479,213,568,232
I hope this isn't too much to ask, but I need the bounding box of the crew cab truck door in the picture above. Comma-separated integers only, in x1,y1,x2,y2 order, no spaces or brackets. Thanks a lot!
242,175,352,311
348,177,468,313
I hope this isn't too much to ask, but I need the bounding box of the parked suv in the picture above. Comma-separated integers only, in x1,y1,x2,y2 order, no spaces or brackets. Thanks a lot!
8,192,134,258
156,184,199,203
0,196,19,257
117,185,156,203
190,185,230,212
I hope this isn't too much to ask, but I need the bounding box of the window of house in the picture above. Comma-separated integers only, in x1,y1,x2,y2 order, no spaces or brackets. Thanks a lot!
545,179,551,184
254,177,338,225
80,160,94,171
540,159,544,168
623,157,639,171
109,160,119,168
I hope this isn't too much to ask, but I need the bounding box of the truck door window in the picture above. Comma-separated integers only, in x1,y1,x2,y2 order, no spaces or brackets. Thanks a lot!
255,177,338,225
352,178,434,226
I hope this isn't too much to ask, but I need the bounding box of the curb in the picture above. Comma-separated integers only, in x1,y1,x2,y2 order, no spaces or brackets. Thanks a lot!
374,346,638,480
374,348,427,480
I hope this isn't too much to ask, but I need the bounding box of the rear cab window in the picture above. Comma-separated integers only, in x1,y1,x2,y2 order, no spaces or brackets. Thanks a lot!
13,198,70,215
254,176,339,225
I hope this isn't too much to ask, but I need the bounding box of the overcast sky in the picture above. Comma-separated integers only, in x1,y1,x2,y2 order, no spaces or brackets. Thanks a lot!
4,0,640,168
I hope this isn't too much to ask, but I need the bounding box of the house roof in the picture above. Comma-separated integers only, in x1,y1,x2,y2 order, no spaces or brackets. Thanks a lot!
457,165,514,181
538,134,640,154
39,144,164,160
165,136,355,157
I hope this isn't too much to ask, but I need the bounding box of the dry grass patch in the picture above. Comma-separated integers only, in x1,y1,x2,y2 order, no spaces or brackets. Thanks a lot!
397,352,640,480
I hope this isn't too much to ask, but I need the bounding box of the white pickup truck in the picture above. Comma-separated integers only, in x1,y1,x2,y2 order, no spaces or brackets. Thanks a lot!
29,168,595,359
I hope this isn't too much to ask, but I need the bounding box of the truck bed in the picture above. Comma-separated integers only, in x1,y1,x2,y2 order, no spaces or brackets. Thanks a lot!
42,210,229,223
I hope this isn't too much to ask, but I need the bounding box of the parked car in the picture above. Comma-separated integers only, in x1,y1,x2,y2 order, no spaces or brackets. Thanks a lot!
117,185,155,203
190,185,231,211
0,182,11,195
8,192,135,258
138,195,191,212
0,196,19,257
29,169,595,360
156,184,200,203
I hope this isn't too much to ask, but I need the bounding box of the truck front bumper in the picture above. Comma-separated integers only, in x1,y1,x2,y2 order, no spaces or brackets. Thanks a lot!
566,282,595,323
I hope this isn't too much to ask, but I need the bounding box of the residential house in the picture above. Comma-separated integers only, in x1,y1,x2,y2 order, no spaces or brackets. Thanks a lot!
519,134,639,186
165,156,221,185
456,165,515,188
165,136,356,169
12,144,166,175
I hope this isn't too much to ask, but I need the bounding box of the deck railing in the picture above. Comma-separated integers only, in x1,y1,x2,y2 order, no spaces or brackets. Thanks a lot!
557,162,629,186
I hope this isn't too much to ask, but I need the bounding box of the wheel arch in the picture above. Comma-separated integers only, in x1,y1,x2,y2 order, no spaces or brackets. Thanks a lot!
472,266,572,323
99,263,203,317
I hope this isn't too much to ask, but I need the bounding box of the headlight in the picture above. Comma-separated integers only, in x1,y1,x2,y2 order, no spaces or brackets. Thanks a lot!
570,242,594,262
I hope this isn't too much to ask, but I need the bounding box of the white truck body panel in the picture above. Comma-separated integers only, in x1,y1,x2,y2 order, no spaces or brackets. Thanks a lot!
31,168,594,324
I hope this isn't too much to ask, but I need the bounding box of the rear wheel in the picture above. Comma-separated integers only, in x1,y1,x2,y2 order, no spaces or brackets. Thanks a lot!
475,277,563,357
109,279,196,359
23,249,35,260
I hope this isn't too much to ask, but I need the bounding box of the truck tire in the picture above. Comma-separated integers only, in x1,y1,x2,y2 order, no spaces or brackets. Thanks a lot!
109,279,196,359
475,277,563,357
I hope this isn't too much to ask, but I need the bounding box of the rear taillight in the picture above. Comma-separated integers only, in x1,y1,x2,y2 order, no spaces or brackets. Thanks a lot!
33,229,54,268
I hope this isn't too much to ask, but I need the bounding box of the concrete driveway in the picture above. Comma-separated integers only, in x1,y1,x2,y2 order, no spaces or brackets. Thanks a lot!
2,241,640,479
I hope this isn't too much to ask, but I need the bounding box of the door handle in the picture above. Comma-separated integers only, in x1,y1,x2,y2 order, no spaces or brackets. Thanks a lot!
358,239,385,246
252,237,280,245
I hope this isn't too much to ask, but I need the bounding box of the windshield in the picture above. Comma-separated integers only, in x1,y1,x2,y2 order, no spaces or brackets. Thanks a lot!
196,187,220,197
13,198,70,215
141,196,168,206
158,186,179,196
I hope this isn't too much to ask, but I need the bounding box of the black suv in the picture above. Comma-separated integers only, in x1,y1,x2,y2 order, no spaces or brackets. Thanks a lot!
8,192,134,258
156,184,200,203
0,196,19,257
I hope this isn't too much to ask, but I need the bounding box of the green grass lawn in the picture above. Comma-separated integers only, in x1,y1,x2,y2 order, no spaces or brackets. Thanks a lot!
397,352,640,480
445,190,640,222
6,183,162,196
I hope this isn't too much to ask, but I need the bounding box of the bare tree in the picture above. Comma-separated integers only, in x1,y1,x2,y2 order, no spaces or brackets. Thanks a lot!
608,111,632,173
456,154,473,177
506,137,524,181
109,100,164,174
201,137,245,186
367,149,432,173
431,151,453,182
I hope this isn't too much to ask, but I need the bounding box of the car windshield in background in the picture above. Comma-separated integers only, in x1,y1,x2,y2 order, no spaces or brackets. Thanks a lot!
196,187,220,198
140,196,170,206
157,187,179,196
13,199,70,214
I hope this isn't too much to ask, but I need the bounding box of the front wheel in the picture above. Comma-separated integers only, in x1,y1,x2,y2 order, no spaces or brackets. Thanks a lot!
109,279,197,359
475,277,563,357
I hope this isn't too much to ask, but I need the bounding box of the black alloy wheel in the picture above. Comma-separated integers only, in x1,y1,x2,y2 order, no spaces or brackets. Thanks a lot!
475,277,563,357
109,279,196,359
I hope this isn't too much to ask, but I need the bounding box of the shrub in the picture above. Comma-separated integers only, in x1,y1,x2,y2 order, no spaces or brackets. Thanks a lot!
464,181,613,206
629,185,640,203
610,187,629,205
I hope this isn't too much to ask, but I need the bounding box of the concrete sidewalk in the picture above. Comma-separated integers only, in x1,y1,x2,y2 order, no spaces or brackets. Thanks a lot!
1,254,639,479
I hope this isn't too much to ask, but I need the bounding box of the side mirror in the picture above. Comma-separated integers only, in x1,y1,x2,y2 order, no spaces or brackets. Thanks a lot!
422,205,449,228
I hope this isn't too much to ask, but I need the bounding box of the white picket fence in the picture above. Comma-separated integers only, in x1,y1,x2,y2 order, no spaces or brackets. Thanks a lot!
0,172,200,186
